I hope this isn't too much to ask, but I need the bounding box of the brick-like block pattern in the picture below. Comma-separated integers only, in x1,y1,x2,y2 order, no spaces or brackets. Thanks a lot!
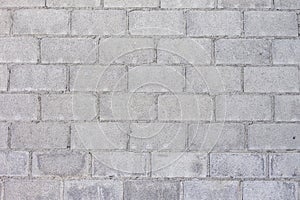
92,152,150,177
72,10,126,36
11,122,69,149
10,65,66,91
32,151,90,177
64,180,123,200
0,151,29,176
124,181,180,200
273,40,300,64
129,11,185,36
184,181,239,200
187,11,242,36
243,181,297,200
0,10,11,35
0,94,39,121
130,122,186,151
4,179,61,200
71,122,129,150
249,124,300,150
13,9,69,35
274,0,300,9
210,153,266,178
244,67,299,93
275,95,300,122
0,37,38,63
152,152,207,177
270,153,300,178
188,123,244,152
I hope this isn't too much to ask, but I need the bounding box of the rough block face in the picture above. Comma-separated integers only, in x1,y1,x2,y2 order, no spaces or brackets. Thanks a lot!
124,181,180,200
129,11,185,35
152,153,207,177
32,151,89,177
218,0,272,8
158,95,213,121
4,179,61,200
0,0,45,7
187,11,242,36
0,37,38,63
273,40,300,64
274,0,300,9
0,10,10,35
0,123,8,149
184,181,239,200
99,38,155,64
70,65,127,92
216,95,272,121
244,67,299,93
0,94,38,121
248,124,300,150
72,10,126,36
104,0,159,7
157,38,211,65
161,0,214,8
41,38,97,64
64,180,123,200
0,65,8,91
128,66,185,93
270,154,300,178
10,65,66,91
186,66,242,94
71,122,129,150
100,94,156,120
245,12,298,37
92,152,150,177
188,123,244,152
13,9,69,35
243,181,297,200
275,95,300,121
47,0,100,7
130,122,186,151
11,122,69,149
0,151,28,176
210,153,266,178
41,94,97,121
216,39,270,64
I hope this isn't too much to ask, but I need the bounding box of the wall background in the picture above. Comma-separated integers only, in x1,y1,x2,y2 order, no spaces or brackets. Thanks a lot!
0,0,299,199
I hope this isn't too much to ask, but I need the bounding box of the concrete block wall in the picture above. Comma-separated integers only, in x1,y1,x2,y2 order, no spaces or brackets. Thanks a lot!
0,0,299,199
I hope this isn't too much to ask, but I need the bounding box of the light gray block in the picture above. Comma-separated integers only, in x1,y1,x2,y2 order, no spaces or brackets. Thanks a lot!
275,95,300,121
0,10,10,34
216,95,272,121
184,181,239,200
124,180,180,200
0,65,8,91
249,124,300,150
218,0,272,8
161,0,214,8
0,0,45,7
128,65,185,93
47,0,100,7
274,0,300,9
158,95,213,121
72,10,126,35
32,150,90,177
210,153,266,178
152,152,207,177
11,122,69,149
104,0,159,7
270,153,300,178
92,152,150,177
216,39,270,64
10,65,66,91
0,123,8,149
64,180,123,200
0,151,28,176
243,181,297,200
129,11,185,35
4,179,61,200
273,40,300,64
244,67,299,93
0,37,38,63
13,9,69,35
187,11,242,36
0,94,39,121
41,94,97,121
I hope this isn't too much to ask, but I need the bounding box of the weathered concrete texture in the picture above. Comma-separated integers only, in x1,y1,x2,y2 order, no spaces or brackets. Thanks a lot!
0,0,299,199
